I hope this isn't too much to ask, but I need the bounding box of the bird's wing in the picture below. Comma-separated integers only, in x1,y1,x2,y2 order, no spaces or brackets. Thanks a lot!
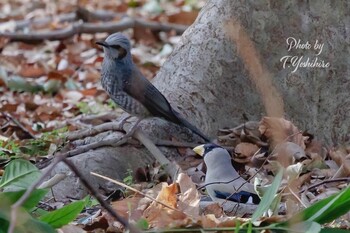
213,190,260,204
124,67,210,142
125,68,182,124
206,180,260,204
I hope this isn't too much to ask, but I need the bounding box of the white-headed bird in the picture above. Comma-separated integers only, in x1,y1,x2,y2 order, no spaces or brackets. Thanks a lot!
193,143,260,204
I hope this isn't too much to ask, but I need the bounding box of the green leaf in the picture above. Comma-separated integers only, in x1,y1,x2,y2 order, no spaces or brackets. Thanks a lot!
7,76,43,93
0,199,56,233
39,200,85,228
22,218,57,233
320,228,350,233
288,186,350,224
0,189,48,210
0,217,9,233
0,214,56,233
0,159,41,190
43,80,62,93
251,168,283,222
136,218,149,230
84,196,99,208
32,208,49,218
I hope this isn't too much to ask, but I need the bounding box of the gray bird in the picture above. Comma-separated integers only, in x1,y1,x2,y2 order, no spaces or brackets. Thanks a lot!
193,143,260,204
96,32,210,142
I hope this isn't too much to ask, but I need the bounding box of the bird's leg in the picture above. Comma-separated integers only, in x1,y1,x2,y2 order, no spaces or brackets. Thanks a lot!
122,118,143,138
118,114,132,131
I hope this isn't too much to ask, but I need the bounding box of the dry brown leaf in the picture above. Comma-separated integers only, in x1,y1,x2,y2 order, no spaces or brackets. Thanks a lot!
199,215,244,228
305,139,326,159
285,198,302,217
0,103,18,112
234,142,259,162
59,224,87,233
259,117,305,149
47,71,68,82
111,196,143,219
18,64,46,78
328,148,350,177
329,148,347,166
143,183,187,228
201,203,224,218
272,142,307,168
80,88,98,96
35,104,62,121
310,168,334,179
133,27,159,45
177,173,200,217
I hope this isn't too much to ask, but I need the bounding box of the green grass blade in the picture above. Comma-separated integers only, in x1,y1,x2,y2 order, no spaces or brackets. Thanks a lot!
289,186,350,224
251,168,283,222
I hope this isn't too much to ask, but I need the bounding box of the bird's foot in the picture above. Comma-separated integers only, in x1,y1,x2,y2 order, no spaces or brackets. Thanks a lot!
118,115,132,131
121,118,143,139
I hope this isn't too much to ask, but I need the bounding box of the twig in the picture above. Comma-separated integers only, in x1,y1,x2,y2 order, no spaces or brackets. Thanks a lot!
288,187,307,208
132,128,171,166
2,17,188,42
132,127,180,180
8,10,122,31
2,112,36,139
91,172,182,214
66,135,130,158
66,121,124,141
63,159,137,232
78,112,119,124
299,177,350,194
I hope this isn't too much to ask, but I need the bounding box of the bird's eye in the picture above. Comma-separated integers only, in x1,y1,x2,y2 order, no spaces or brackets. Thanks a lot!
110,45,121,49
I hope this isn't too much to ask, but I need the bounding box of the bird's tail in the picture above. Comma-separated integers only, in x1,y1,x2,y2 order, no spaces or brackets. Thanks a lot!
173,111,211,142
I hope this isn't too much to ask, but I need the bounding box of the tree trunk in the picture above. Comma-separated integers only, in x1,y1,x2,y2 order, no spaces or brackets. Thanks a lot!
155,0,349,145
49,0,349,200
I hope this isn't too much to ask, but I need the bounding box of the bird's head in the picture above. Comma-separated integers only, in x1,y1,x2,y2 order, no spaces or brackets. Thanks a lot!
193,143,231,165
96,32,131,60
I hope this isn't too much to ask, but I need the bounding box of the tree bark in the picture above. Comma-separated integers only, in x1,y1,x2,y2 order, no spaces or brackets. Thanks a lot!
154,0,349,145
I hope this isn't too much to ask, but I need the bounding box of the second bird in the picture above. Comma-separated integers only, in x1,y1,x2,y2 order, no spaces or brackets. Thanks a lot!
96,33,209,142
193,143,261,204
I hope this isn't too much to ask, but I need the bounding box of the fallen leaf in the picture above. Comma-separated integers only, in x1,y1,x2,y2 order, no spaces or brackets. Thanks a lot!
143,183,187,228
177,173,200,217
59,224,87,233
271,142,307,168
259,117,305,149
201,203,224,217
111,196,143,219
47,71,68,82
18,64,46,78
234,142,260,163
64,90,84,103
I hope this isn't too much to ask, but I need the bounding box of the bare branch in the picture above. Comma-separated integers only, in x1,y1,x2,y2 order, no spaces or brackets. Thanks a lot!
64,159,138,232
1,17,187,42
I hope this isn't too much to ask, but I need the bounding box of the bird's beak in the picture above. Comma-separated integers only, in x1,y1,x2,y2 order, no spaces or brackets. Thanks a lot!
96,41,109,48
193,145,205,156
